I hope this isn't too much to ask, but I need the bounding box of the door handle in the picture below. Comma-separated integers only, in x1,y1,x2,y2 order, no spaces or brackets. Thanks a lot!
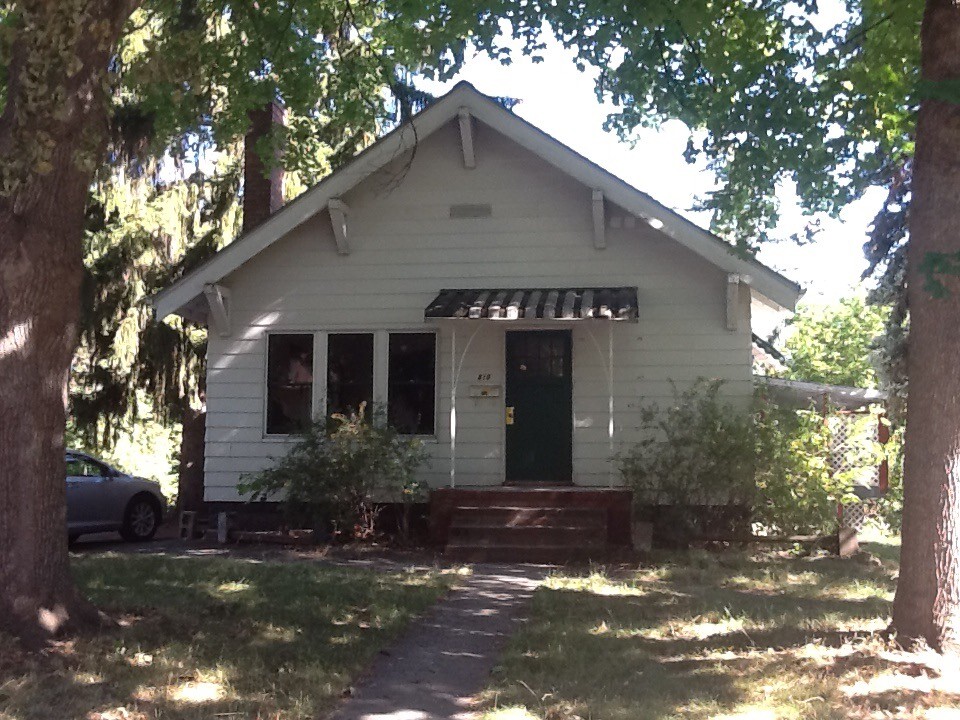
505,406,515,425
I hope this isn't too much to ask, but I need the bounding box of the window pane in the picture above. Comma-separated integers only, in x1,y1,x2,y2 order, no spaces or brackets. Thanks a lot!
388,333,436,434
327,333,374,420
66,457,102,477
266,334,314,435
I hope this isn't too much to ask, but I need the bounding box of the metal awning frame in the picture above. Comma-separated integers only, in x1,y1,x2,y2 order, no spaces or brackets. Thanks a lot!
443,318,618,489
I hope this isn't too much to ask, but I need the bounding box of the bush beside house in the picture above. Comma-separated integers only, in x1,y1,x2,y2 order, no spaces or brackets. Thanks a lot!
619,380,890,546
239,405,427,543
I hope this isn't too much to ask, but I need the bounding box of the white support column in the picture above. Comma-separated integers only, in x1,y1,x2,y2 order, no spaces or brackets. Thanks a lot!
311,332,328,421
448,323,482,489
608,322,615,488
449,327,457,488
585,322,617,488
374,329,389,411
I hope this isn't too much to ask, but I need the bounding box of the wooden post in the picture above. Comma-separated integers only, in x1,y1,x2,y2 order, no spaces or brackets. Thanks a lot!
839,526,860,557
217,512,230,544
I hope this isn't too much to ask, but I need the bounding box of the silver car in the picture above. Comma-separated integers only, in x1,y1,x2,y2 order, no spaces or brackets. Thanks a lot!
66,450,166,543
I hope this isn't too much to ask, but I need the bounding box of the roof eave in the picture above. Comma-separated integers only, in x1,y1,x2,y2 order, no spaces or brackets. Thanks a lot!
151,81,802,320
151,82,480,321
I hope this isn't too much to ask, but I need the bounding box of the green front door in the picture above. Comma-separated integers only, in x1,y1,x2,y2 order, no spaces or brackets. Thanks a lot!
505,330,573,484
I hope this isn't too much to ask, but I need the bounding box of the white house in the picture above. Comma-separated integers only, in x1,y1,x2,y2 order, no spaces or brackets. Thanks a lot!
153,82,800,553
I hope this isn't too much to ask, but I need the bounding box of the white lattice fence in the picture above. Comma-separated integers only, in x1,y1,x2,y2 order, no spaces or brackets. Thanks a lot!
829,411,886,531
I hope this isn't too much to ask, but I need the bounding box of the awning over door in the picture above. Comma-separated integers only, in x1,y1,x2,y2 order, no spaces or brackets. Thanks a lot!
425,287,639,321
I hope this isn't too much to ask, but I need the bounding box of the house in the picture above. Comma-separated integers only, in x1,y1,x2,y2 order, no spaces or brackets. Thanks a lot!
153,82,802,558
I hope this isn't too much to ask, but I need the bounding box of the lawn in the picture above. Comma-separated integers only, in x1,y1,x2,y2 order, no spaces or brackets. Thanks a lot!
481,533,960,720
0,554,458,720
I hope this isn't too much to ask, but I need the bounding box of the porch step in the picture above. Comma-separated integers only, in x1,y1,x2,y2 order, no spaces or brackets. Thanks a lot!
444,543,605,564
433,489,632,563
450,506,607,529
449,523,607,547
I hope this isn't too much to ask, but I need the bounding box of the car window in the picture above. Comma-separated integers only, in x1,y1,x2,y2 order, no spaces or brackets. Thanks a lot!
66,456,106,477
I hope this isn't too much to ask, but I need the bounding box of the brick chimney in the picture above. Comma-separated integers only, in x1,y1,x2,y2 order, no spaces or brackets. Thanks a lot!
243,101,285,233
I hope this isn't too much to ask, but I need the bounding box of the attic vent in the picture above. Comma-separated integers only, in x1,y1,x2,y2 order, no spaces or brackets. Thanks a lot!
449,203,492,219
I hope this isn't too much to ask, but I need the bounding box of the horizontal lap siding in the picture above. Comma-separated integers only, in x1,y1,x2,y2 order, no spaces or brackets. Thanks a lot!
202,120,752,501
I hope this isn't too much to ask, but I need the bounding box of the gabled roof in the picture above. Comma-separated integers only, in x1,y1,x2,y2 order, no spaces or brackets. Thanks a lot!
152,81,801,321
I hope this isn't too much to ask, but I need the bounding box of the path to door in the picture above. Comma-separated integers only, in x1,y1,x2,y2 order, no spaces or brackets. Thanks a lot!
328,564,544,720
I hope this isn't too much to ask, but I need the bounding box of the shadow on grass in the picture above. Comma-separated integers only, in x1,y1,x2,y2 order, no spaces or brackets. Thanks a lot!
1,554,454,720
481,549,901,720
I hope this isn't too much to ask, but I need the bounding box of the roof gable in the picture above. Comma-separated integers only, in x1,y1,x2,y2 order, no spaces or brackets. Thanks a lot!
152,81,801,321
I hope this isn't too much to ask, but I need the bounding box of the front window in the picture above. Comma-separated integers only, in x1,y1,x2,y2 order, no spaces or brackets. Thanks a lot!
327,333,374,420
266,334,314,435
388,333,436,435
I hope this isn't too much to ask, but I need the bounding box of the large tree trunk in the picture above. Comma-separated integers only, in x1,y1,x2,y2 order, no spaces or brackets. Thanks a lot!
891,0,960,652
0,1,136,648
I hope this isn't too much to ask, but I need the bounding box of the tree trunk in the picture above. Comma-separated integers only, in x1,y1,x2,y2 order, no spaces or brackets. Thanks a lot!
891,0,960,652
0,193,105,646
0,1,137,648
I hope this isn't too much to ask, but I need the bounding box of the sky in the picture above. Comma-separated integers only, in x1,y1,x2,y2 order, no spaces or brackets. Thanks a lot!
419,33,887,308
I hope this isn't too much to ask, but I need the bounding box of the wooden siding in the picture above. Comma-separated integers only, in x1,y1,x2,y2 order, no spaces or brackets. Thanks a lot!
202,119,753,501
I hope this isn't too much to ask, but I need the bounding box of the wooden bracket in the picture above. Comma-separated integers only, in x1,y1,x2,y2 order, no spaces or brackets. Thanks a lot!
328,198,350,255
592,189,606,249
458,108,476,169
726,274,741,332
203,283,231,337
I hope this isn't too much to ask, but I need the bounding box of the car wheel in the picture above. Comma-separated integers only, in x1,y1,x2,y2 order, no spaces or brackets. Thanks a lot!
121,495,160,542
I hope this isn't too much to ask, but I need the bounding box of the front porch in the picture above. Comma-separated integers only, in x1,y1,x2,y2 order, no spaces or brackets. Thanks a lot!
430,486,633,563
426,286,639,489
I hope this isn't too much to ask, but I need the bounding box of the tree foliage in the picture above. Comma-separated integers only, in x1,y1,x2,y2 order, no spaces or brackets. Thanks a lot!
783,296,888,389
498,0,919,393
500,0,920,247
35,0,518,448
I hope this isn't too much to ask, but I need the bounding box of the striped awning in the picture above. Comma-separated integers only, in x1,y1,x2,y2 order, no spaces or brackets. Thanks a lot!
425,287,639,321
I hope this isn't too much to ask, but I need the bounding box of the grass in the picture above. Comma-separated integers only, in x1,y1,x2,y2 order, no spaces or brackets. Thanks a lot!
0,554,459,720
480,531,960,720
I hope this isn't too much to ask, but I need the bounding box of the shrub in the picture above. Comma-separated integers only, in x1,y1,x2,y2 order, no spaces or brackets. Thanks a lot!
239,405,428,540
617,380,755,544
618,380,885,542
752,402,847,536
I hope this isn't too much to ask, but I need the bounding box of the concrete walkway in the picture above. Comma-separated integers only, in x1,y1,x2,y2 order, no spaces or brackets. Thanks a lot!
72,534,546,718
329,565,543,720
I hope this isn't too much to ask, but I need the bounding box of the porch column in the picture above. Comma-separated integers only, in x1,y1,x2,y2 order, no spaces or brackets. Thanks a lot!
449,326,457,488
608,321,615,488
447,323,481,489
